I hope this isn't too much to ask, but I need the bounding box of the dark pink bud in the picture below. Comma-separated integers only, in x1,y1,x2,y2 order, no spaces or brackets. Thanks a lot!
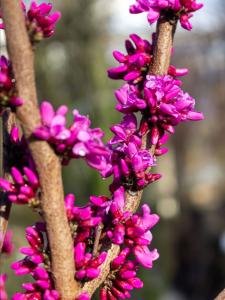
0,178,13,192
113,51,126,63
129,277,143,288
119,270,136,280
36,279,50,289
10,126,19,143
23,167,39,188
86,267,100,279
100,288,108,300
115,279,133,291
75,269,86,281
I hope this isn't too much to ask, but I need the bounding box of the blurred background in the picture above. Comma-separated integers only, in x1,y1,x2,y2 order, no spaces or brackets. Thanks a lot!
1,0,225,299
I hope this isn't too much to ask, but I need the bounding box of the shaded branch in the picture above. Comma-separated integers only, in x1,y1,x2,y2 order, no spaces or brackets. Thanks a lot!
0,1,79,299
82,16,177,297
0,110,15,253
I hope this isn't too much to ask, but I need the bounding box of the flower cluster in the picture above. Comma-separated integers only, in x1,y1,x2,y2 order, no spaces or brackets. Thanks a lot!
107,41,203,193
104,113,161,191
0,167,39,205
0,1,61,44
2,0,204,299
100,249,144,300
11,223,60,300
108,34,153,84
0,56,23,112
34,101,111,172
143,75,204,137
130,0,203,30
24,1,61,43
108,34,188,87
74,243,107,281
107,202,159,268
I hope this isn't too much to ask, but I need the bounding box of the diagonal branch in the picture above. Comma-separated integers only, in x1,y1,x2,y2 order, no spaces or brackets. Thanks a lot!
0,1,79,299
82,16,177,297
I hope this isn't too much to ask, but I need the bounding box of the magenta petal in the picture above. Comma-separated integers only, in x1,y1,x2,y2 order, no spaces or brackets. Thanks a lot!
40,101,55,126
74,242,85,269
11,167,24,185
133,245,159,268
33,127,50,140
86,268,100,279
147,8,160,24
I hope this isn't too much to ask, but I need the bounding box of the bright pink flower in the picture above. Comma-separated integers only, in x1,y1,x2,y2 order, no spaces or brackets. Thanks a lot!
74,242,107,281
34,102,111,173
0,167,39,205
100,252,143,300
0,274,8,300
108,34,153,84
0,56,23,111
144,75,204,141
133,245,159,268
130,0,203,30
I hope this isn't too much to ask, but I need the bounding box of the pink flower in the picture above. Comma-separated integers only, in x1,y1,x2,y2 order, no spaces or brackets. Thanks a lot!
130,0,203,31
133,245,159,268
74,242,107,281
11,223,59,299
100,252,143,300
115,84,147,113
0,274,8,300
108,33,188,86
34,102,111,173
1,230,14,255
0,56,23,111
144,75,204,141
108,34,153,84
0,1,61,43
0,167,39,205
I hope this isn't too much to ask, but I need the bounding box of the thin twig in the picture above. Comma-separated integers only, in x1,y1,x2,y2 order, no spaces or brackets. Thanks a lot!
93,222,104,257
81,16,177,297
0,1,79,299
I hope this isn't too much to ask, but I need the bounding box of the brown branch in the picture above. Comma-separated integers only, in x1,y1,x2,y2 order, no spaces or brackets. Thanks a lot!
81,16,177,297
215,290,225,300
93,222,104,257
0,1,79,299
0,110,15,253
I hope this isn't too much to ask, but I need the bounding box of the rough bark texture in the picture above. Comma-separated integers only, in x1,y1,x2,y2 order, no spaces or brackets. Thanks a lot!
82,17,177,297
0,110,15,253
0,1,79,299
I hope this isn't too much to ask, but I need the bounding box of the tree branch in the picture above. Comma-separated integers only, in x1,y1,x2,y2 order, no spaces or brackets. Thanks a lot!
0,1,79,299
81,16,177,297
215,290,225,300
